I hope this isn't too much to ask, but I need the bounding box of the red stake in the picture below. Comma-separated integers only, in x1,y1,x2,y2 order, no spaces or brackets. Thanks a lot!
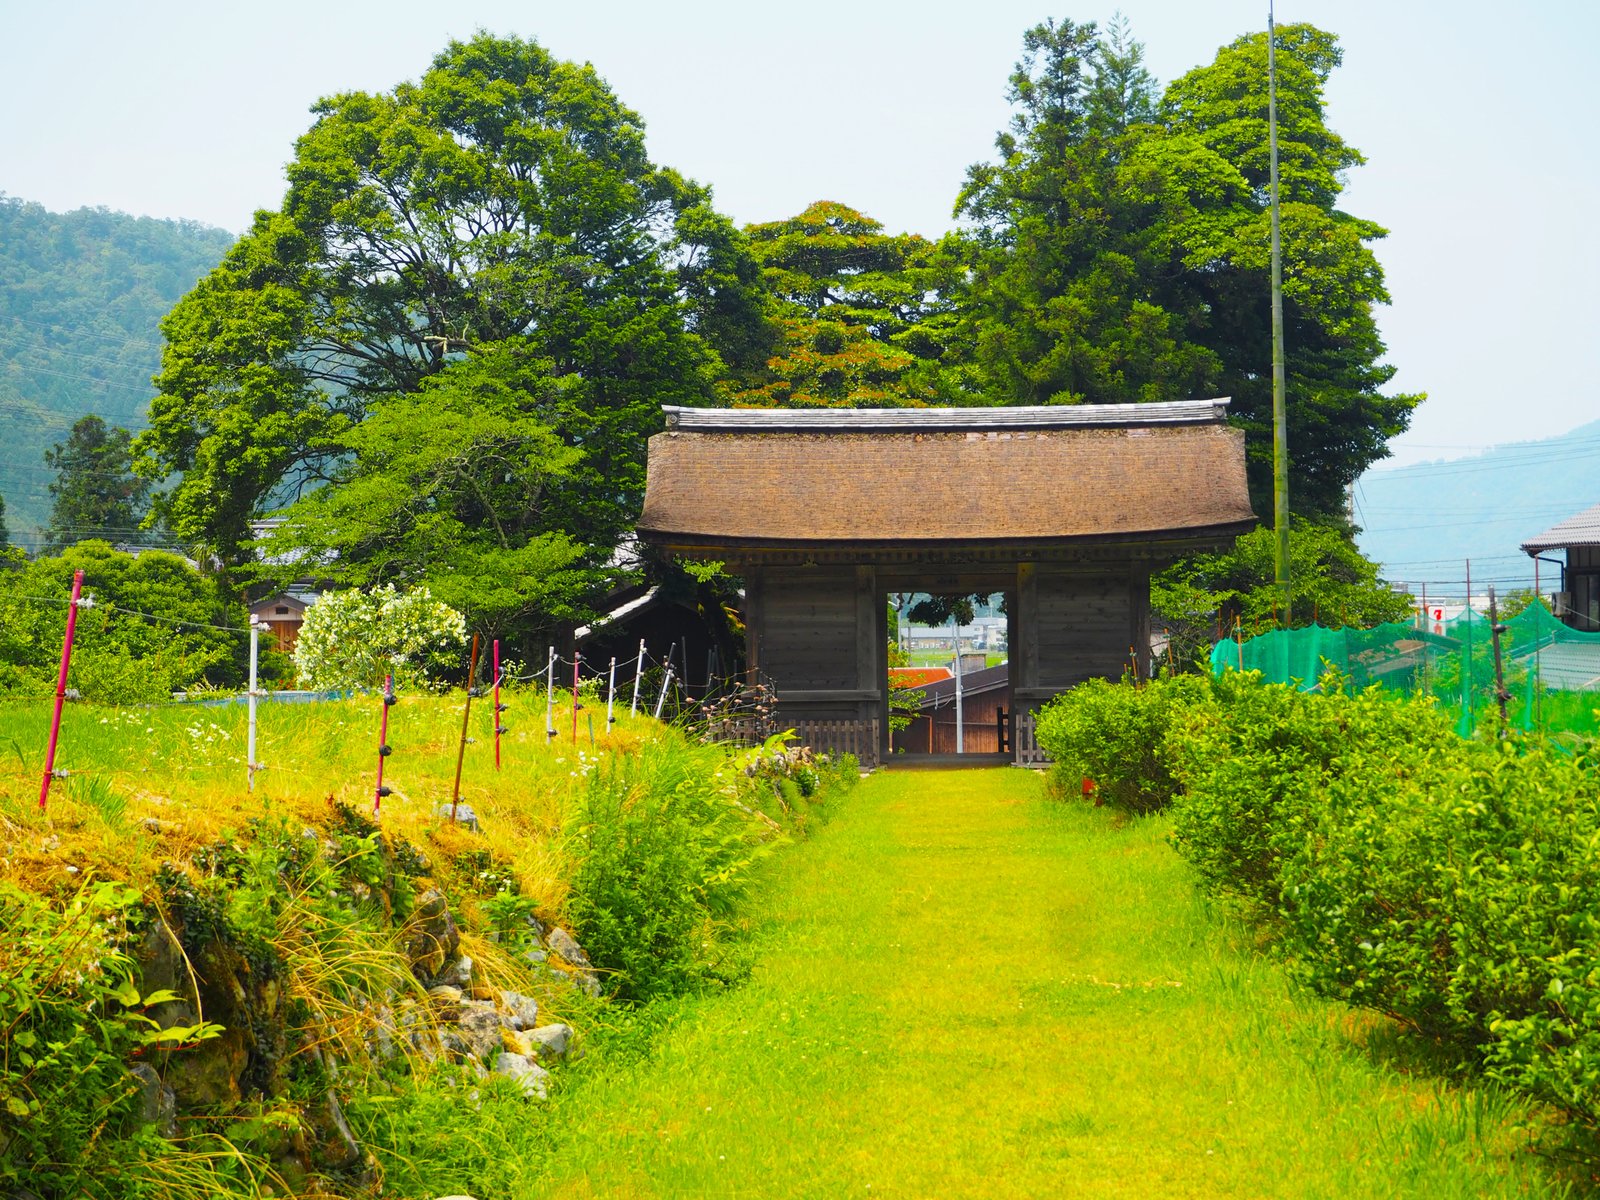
40,569,85,811
571,652,581,745
374,673,395,816
451,634,481,823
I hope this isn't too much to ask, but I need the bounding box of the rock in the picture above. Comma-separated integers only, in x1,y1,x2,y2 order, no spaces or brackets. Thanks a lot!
545,926,591,969
427,984,464,1007
455,1006,503,1060
129,1064,177,1138
529,1023,574,1062
436,953,473,991
500,1028,534,1057
404,890,461,982
498,990,539,1031
545,927,602,996
491,1052,549,1100
435,802,480,832
304,1090,367,1179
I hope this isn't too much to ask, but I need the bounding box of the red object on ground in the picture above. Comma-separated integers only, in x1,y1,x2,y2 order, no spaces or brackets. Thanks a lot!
1081,777,1096,796
40,569,85,811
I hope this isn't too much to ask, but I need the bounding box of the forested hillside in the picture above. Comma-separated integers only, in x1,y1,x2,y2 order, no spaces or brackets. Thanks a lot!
0,197,232,544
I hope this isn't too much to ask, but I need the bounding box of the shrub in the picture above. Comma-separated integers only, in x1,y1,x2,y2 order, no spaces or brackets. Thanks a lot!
292,584,467,691
0,540,246,702
1033,675,1210,814
1166,674,1444,912
1162,670,1600,1124
564,734,774,1002
0,881,223,1197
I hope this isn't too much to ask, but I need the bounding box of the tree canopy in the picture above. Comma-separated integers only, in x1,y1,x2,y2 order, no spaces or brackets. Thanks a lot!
954,18,1420,517
125,18,1421,648
733,201,960,407
138,33,765,641
43,414,150,553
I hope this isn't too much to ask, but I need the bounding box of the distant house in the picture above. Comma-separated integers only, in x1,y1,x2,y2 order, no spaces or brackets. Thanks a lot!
896,664,1012,756
1522,502,1600,631
248,590,317,654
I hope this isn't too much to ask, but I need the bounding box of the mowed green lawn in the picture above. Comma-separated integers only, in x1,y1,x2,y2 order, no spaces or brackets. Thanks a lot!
527,769,1574,1199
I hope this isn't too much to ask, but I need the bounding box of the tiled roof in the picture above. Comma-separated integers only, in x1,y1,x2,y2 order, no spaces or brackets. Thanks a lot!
1521,501,1600,553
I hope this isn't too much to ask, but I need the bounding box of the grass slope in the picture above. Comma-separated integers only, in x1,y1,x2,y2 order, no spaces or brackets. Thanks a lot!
522,769,1572,1199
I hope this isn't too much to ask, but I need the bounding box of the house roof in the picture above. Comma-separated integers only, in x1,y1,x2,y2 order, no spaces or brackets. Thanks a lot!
910,664,1011,709
1523,501,1600,553
639,402,1255,551
889,666,953,688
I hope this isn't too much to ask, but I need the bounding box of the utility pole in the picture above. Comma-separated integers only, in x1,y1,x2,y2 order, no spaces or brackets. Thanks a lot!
1269,0,1292,626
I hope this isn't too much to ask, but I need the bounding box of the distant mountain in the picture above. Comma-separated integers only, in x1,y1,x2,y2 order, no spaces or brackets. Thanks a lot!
0,196,233,546
1355,420,1600,600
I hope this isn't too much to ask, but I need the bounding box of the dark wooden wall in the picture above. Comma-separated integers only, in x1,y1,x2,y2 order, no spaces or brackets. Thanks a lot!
745,557,1151,765
1012,562,1149,732
747,565,884,730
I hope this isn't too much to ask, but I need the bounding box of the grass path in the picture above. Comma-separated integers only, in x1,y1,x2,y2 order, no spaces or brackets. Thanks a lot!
527,769,1571,1199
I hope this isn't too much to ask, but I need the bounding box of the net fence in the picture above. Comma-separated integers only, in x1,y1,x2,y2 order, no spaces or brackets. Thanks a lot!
1210,602,1600,739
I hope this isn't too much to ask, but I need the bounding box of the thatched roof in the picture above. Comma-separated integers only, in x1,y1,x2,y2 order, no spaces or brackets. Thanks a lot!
638,401,1255,552
1522,501,1600,553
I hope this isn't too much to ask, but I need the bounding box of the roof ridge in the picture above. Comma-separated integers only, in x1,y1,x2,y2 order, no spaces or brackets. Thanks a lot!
662,399,1231,433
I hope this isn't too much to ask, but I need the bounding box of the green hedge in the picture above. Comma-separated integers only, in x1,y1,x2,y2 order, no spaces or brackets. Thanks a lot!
1034,673,1600,1122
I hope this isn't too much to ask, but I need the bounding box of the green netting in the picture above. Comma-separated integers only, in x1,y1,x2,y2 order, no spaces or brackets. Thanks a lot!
1210,602,1600,739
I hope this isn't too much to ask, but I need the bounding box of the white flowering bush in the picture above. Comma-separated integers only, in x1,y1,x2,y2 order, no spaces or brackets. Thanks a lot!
292,585,468,691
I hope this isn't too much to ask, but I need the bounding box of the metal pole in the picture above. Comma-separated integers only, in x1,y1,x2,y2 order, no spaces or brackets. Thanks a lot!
571,652,581,745
374,673,394,815
545,646,556,740
606,656,617,730
653,667,674,721
630,639,646,716
40,569,85,811
952,614,964,755
1463,559,1474,730
247,620,262,792
451,634,480,821
1488,585,1510,731
493,639,502,770
1268,0,1291,626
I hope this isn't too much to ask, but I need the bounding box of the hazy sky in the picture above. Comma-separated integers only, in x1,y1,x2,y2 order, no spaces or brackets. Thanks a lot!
2,0,1596,469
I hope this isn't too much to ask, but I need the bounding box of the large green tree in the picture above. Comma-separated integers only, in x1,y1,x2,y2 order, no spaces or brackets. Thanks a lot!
955,18,1420,518
734,201,963,407
43,414,150,552
138,34,766,636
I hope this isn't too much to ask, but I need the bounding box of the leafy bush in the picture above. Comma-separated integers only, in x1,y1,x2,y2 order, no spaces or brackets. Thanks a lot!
0,540,246,702
1157,670,1600,1124
1033,675,1210,814
0,881,222,1197
565,734,774,1002
292,584,467,691
1166,673,1448,911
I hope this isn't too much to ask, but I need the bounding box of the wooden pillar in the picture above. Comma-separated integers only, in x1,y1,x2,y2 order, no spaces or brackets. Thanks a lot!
743,565,764,676
1129,562,1152,680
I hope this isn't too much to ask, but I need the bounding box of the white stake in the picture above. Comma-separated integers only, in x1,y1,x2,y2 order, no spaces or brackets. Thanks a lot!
606,656,617,728
630,639,645,716
653,667,673,721
545,646,556,739
952,614,965,755
247,620,266,791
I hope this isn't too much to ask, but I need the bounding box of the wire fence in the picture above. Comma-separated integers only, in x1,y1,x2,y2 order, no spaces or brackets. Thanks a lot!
1211,600,1600,740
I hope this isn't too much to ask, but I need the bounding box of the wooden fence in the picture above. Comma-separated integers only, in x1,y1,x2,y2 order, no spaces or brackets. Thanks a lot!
791,719,880,769
1014,710,1051,768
